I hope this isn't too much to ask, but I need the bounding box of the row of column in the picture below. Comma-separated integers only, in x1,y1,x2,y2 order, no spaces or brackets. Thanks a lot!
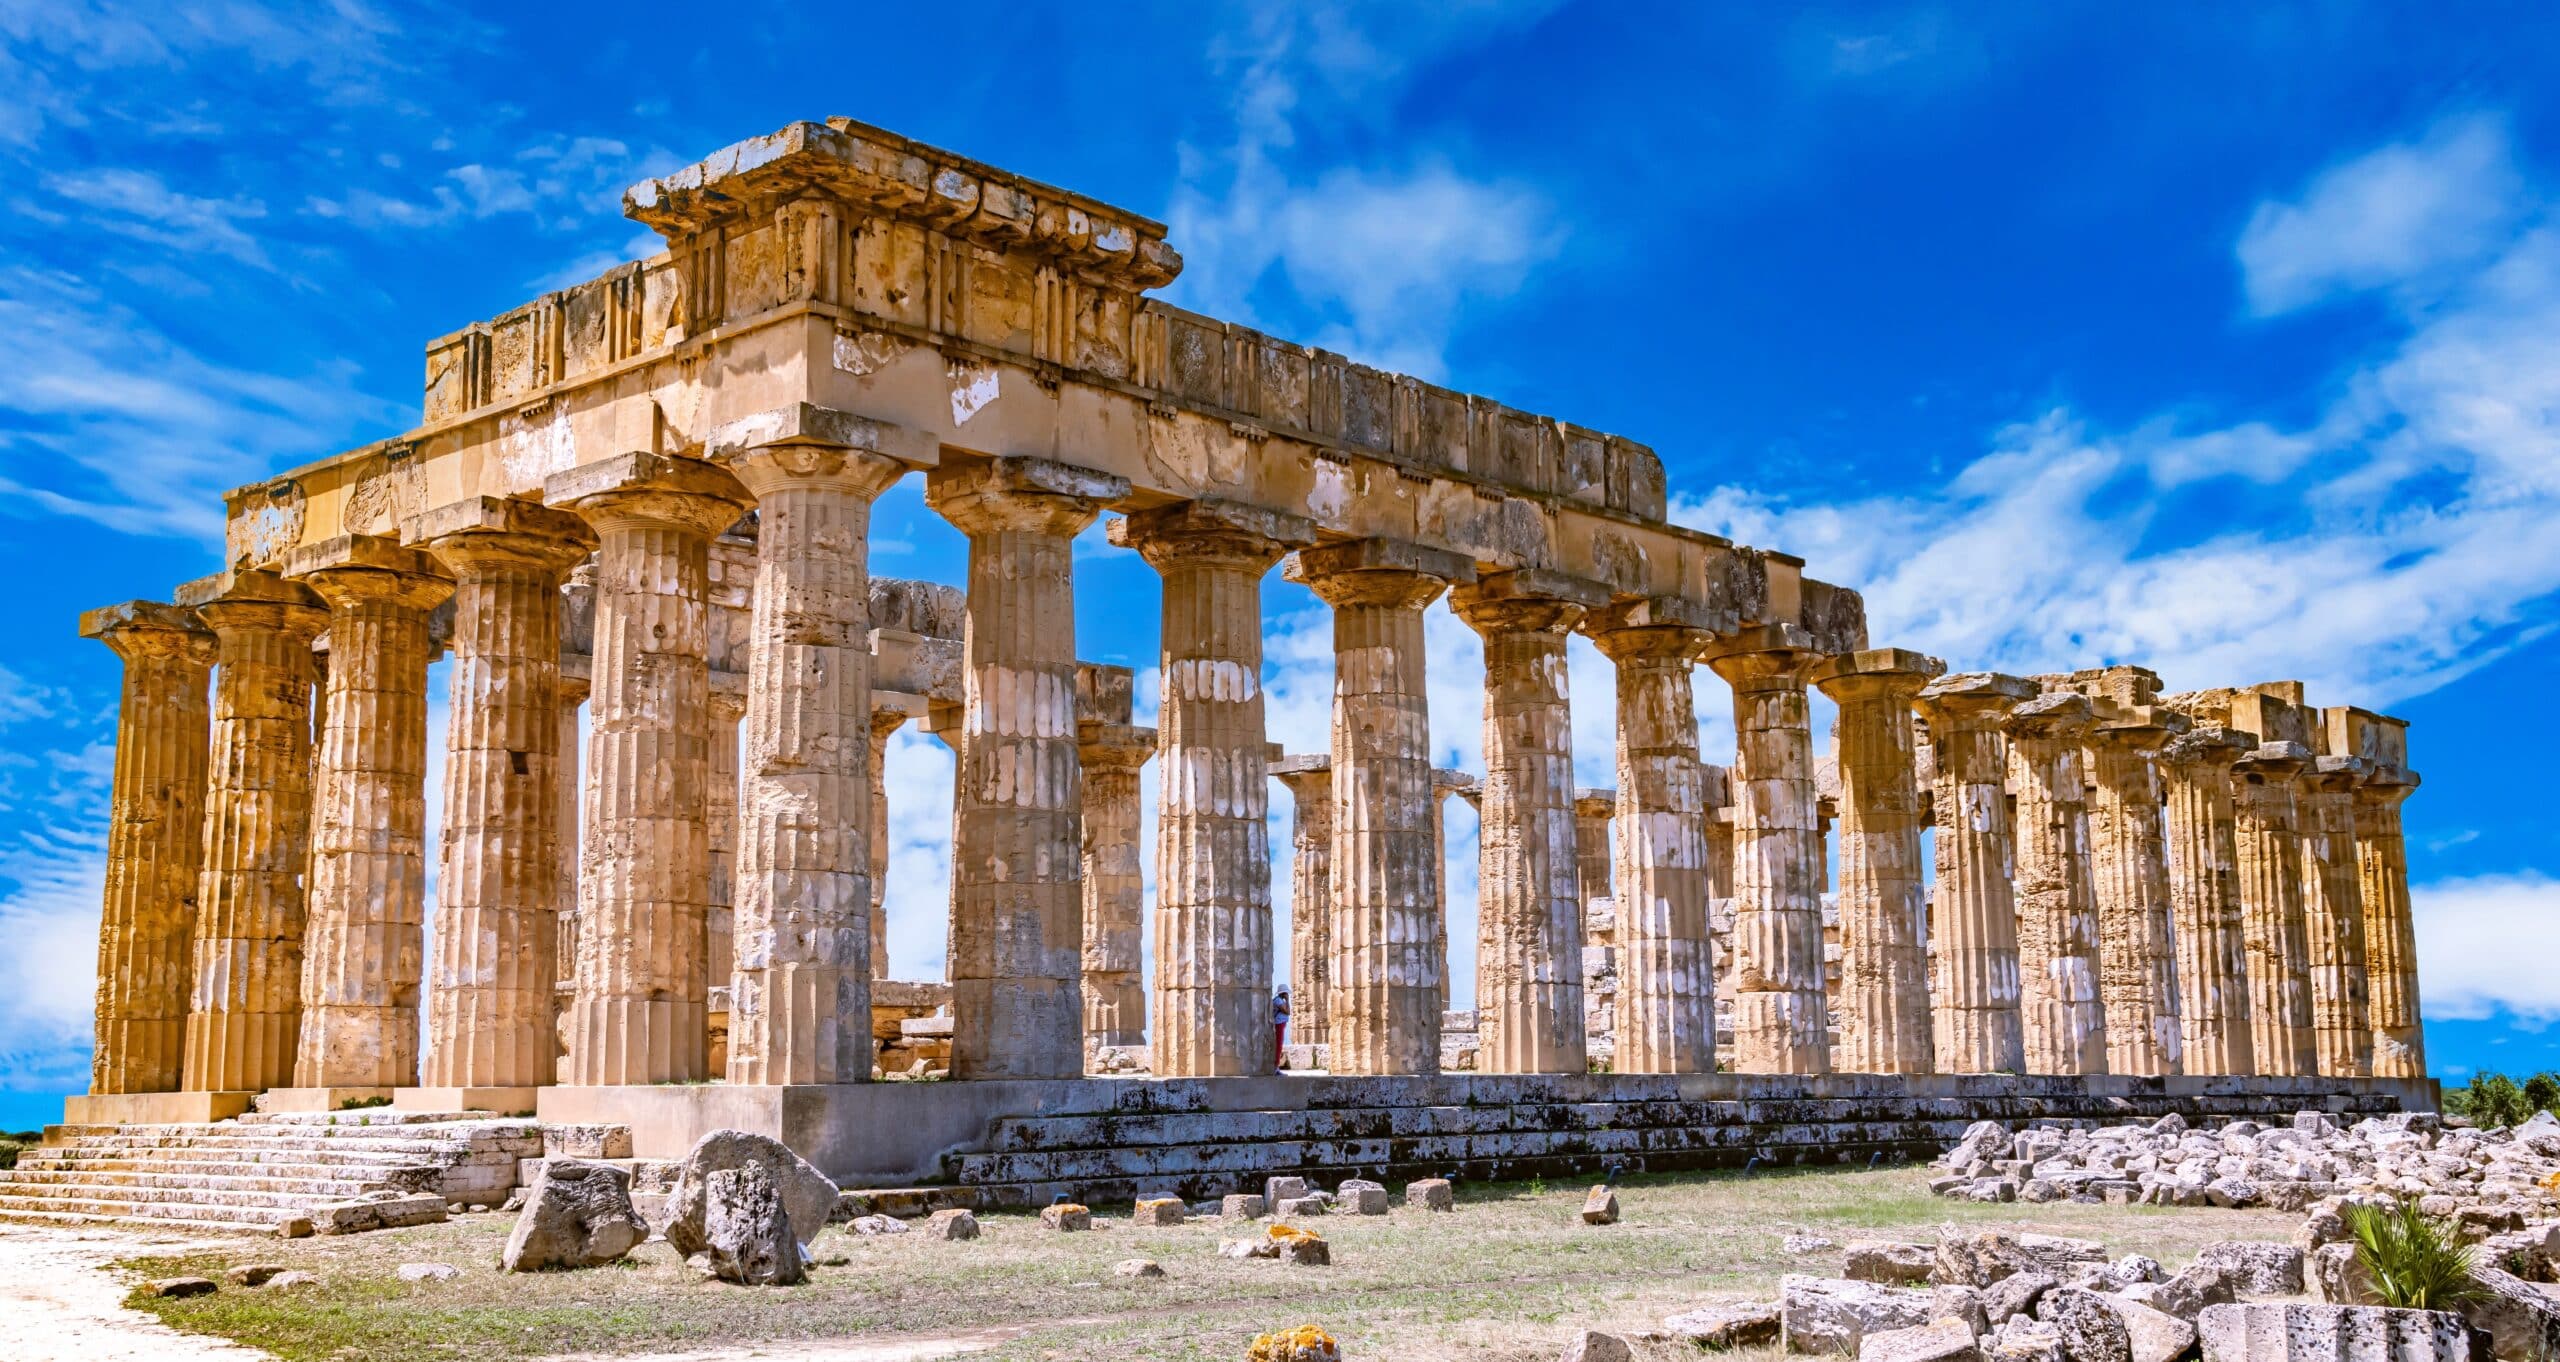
83,446,2430,1095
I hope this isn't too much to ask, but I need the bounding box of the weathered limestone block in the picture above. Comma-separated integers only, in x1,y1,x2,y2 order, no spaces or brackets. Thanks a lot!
2161,724,2257,1076
2197,1241,2305,1296
2195,1303,2471,1362
1810,648,1942,1076
702,1162,806,1286
662,1129,839,1256
1705,623,1832,1075
1582,1186,1620,1224
1915,673,2036,1075
2085,700,2188,1077
312,1192,449,1234
1662,1301,1783,1349
1132,1196,1188,1226
2035,1287,2131,1362
924,1207,980,1240
1336,1179,1389,1215
179,569,327,1094
927,457,1128,1080
1117,500,1312,1077
502,1160,649,1271
1407,1178,1455,1211
717,429,917,1085
546,452,750,1086
2298,756,2374,1078
1856,1319,1980,1362
1272,756,1333,1049
2234,741,2319,1077
2004,690,2107,1077
1223,1193,1268,1219
1042,1203,1092,1231
1077,704,1152,1056
1452,569,1605,1075
1286,538,1472,1076
1844,1240,1937,1285
1780,1273,1939,1355
2353,770,2425,1079
2461,1264,2560,1361
1588,596,1721,1075
413,498,595,1093
81,601,218,1097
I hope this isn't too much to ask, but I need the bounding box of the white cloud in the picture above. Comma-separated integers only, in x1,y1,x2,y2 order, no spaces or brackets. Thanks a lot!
43,167,272,268
2238,114,2528,316
2414,873,2560,1022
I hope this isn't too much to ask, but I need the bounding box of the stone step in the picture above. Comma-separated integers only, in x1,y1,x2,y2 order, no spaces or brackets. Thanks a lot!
0,1178,351,1214
976,1099,1982,1152
20,1143,447,1170
0,1166,390,1198
33,1132,536,1161
0,1187,306,1227
0,1205,285,1237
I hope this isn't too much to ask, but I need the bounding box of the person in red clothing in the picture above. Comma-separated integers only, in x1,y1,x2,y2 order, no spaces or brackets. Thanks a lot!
1272,985,1292,1068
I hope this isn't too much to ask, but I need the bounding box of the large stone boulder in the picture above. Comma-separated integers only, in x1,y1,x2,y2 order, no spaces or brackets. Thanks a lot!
2110,1296,2198,1362
1982,1271,2056,1325
2119,1263,2235,1323
1662,1301,1782,1349
1780,1273,1939,1356
501,1160,650,1272
2308,1242,2378,1306
2034,1287,2131,1362
662,1129,838,1258
2196,1240,2306,1296
2196,1303,2470,1361
2460,1264,2560,1361
1845,1240,1937,1285
1935,1230,2049,1287
1856,1319,1979,1362
701,1163,806,1286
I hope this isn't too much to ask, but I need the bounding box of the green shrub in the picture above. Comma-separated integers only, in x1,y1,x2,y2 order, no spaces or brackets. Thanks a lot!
2526,1073,2560,1117
0,1140,22,1171
2345,1200,2482,1311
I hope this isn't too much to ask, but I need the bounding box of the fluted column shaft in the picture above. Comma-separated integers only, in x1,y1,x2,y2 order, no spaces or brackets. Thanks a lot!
84,603,218,1095
547,453,749,1086
2161,727,2254,1075
2234,744,2316,1077
928,457,1127,1080
554,664,588,1077
1079,731,1150,1052
2300,758,2373,1078
1915,673,2034,1075
415,502,592,1091
1589,608,1715,1075
869,708,908,980
1453,573,1597,1075
2005,691,2107,1076
1706,626,1830,1075
182,573,327,1093
1809,650,1939,1076
2087,720,2184,1076
1291,540,1466,1076
2357,778,2424,1078
1122,502,1307,1077
721,447,905,1085
1274,760,1333,1050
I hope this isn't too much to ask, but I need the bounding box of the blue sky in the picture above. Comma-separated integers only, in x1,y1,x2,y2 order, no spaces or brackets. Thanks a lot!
4,2,2558,1128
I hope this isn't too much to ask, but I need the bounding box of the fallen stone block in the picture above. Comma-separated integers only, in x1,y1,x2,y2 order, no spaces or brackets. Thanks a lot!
223,1264,288,1287
702,1162,805,1286
848,1214,909,1236
1661,1300,1782,1349
2197,1303,2471,1361
396,1262,460,1283
2309,1242,2377,1305
140,1277,216,1300
1265,1175,1310,1207
1042,1203,1092,1231
1336,1179,1389,1215
1132,1197,1187,1227
1274,1195,1328,1218
542,1122,633,1160
2197,1240,2306,1296
265,1271,318,1290
502,1160,649,1272
1246,1325,1341,1361
1407,1178,1454,1212
1844,1239,1936,1285
923,1208,979,1241
2036,1287,2130,1362
1856,1318,1979,1362
1273,1225,1331,1267
2460,1264,2560,1361
1781,1272,1939,1356
2112,1296,2198,1362
1222,1193,1267,1220
1581,1187,1619,1225
1982,1271,2056,1325
311,1192,448,1236
1115,1258,1165,1278
1930,1284,1989,1335
1935,1230,2048,1288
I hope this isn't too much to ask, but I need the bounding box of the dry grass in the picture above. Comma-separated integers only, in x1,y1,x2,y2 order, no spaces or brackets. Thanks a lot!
112,1166,2302,1361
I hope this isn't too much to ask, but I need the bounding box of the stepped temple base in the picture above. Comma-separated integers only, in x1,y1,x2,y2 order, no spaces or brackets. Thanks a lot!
535,1072,2437,1195
253,1086,395,1114
394,1087,543,1115
62,1091,253,1126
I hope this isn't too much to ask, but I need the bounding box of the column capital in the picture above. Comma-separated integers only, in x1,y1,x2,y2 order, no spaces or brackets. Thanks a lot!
79,600,217,665
2303,753,2370,794
175,567,328,638
1284,536,1473,609
1699,620,1821,671
2003,688,2094,741
1076,720,1156,771
703,402,938,473
2354,762,2421,801
1807,646,1944,700
2234,739,2314,781
406,496,598,573
2160,722,2256,771
1110,497,1316,572
1584,593,1717,662
1269,752,1331,797
870,704,914,742
1914,670,2037,725
1449,567,1608,637
559,652,592,706
926,455,1128,537
1573,787,1617,819
710,670,748,723
543,451,750,535
2090,703,2191,754
283,534,456,612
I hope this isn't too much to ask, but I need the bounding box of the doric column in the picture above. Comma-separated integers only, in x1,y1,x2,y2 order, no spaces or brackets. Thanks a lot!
926,456,1130,1080
282,537,453,1096
179,569,327,1095
1272,756,1333,1052
2004,690,2107,1076
2300,755,2373,1078
2160,724,2255,1076
1116,499,1312,1077
1586,597,1718,1075
1914,672,2034,1075
1573,789,1615,916
1285,537,1472,1076
718,434,912,1086
1808,647,1941,1076
545,451,750,1086
705,680,743,1075
1704,623,1832,1075
2234,741,2317,1076
553,656,589,1078
2356,769,2424,1078
1702,765,1736,900
1078,719,1152,1055
926,698,963,985
1451,569,1604,1075
1429,770,1469,1017
82,602,218,1097
868,707,909,980
2086,706,2187,1077
411,498,594,1097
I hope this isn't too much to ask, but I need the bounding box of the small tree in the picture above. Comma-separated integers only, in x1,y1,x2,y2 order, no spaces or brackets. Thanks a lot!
2344,1201,2482,1311
2464,1071,2532,1129
2523,1071,2560,1118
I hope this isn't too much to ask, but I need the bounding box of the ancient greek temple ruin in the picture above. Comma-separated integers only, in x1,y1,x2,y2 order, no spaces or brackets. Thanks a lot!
55,118,2432,1190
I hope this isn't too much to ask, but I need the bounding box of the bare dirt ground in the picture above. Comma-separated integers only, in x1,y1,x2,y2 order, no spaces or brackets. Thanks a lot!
54,1165,2306,1362
2,1224,277,1361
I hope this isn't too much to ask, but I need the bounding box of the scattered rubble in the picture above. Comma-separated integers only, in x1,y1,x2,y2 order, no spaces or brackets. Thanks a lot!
501,1160,649,1272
